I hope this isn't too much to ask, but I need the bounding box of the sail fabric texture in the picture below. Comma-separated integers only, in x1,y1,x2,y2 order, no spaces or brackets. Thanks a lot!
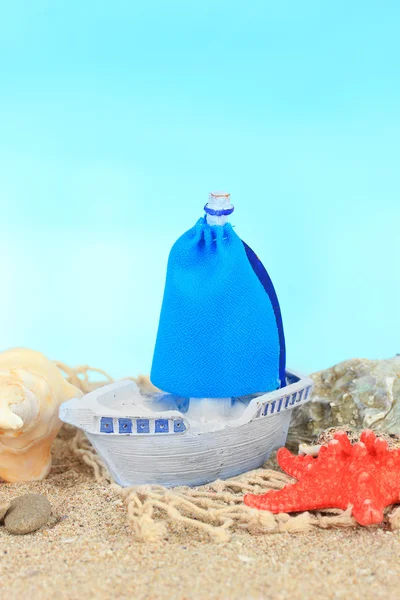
151,217,284,398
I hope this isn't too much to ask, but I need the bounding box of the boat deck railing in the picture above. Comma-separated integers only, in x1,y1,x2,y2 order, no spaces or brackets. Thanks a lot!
95,378,313,436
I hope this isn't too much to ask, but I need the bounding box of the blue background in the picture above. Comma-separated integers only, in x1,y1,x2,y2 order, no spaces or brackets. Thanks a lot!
1,1,398,378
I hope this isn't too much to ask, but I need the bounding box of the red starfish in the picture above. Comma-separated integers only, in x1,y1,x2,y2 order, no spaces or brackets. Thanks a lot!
244,430,400,526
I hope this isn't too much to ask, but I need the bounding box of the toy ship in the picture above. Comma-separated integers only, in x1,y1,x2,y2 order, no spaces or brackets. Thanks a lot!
60,191,314,487
60,371,313,487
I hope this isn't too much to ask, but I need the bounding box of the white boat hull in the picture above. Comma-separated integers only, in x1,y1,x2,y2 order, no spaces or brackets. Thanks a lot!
87,411,291,487
60,370,313,487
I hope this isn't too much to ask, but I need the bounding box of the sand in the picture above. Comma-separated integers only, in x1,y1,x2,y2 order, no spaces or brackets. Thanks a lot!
1,429,400,600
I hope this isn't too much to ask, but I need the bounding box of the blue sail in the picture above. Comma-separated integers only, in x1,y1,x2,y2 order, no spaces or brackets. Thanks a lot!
150,216,285,398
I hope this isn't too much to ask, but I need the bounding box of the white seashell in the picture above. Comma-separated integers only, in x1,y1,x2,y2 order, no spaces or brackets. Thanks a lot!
0,348,82,482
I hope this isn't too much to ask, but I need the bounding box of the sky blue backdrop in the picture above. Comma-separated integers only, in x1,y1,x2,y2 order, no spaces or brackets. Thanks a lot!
1,1,398,379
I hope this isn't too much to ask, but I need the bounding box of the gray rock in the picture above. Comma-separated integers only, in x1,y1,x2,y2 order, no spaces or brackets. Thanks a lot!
0,501,11,522
287,356,400,451
4,494,51,535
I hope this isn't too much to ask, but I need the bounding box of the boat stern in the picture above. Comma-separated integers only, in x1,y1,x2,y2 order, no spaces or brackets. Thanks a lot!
59,397,96,432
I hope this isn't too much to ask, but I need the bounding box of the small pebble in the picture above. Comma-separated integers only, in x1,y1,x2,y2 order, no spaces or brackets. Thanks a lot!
4,494,52,535
238,554,255,563
0,501,11,522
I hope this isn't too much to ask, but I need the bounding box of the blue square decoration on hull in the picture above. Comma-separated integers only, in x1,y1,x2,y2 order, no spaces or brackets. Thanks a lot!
136,419,150,434
100,417,114,433
173,419,186,433
118,418,132,434
155,419,169,433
